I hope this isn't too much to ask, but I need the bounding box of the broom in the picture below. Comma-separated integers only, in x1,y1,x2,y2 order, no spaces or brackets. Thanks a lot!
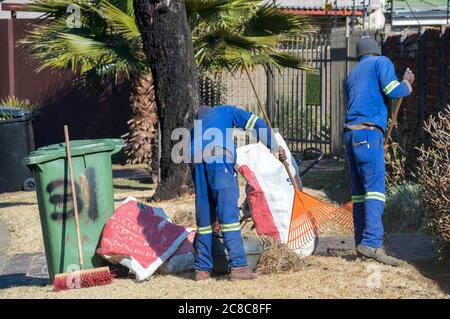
53,125,114,291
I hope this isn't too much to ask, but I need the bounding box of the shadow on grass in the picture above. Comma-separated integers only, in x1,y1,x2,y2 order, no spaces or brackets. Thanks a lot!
0,274,50,289
113,184,152,192
113,177,154,193
410,260,450,295
0,202,36,209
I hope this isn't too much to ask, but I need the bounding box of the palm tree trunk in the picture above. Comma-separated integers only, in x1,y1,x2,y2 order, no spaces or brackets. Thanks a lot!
133,0,200,201
122,71,159,183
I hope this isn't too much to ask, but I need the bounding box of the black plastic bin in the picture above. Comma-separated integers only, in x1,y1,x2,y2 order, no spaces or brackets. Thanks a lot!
0,106,36,193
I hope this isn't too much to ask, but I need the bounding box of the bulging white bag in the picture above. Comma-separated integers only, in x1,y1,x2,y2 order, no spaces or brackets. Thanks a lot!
236,133,318,258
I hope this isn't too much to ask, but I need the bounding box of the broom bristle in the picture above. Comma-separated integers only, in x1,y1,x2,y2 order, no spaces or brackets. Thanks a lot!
53,267,114,292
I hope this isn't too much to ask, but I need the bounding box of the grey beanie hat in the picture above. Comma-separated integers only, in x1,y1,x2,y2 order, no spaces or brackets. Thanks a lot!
356,36,381,58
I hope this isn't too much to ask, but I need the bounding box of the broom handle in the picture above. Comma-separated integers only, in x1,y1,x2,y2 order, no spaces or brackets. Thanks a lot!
384,97,403,148
64,125,84,269
243,63,300,191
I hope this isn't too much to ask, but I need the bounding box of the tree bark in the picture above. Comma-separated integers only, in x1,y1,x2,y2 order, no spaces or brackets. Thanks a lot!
133,0,199,201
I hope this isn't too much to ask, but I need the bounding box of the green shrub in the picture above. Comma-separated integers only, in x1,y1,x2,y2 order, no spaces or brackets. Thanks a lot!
383,182,426,233
416,106,450,263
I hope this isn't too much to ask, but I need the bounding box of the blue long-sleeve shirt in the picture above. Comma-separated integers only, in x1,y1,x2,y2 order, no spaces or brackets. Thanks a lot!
345,55,412,132
190,105,277,163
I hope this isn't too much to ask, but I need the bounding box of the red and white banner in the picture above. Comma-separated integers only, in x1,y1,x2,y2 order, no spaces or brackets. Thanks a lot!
97,199,190,281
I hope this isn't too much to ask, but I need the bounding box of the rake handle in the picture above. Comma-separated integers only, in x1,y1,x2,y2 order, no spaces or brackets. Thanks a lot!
384,97,403,148
64,125,84,269
242,62,300,191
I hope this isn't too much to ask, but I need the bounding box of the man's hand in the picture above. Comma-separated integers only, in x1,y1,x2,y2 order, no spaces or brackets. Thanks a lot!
403,68,415,85
279,146,287,162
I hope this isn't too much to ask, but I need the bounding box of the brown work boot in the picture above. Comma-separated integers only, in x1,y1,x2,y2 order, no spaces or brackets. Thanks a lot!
195,270,211,281
230,266,256,281
356,244,402,266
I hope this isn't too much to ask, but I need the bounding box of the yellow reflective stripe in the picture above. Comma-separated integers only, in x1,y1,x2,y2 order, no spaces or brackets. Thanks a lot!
197,225,213,235
366,192,385,199
365,196,385,202
352,195,365,203
383,80,400,95
245,114,258,130
221,222,241,232
220,222,240,230
352,193,385,203
365,192,386,202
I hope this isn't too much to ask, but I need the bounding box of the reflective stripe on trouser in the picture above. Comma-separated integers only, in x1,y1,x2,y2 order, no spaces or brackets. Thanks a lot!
192,159,247,272
344,129,386,248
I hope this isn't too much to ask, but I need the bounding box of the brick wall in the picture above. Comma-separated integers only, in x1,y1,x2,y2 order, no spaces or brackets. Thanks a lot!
383,27,450,125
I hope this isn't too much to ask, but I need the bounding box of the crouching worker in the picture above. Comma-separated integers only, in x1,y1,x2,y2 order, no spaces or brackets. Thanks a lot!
190,105,287,281
345,36,415,266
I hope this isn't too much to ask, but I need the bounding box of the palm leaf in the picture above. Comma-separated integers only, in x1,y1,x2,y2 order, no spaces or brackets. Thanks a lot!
186,0,258,29
97,1,140,40
244,3,316,37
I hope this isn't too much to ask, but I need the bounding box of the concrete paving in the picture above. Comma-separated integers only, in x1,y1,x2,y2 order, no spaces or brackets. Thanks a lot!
315,233,436,261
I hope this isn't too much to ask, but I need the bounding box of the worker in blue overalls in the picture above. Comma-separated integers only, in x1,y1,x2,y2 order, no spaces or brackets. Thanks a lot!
190,105,287,280
345,36,415,266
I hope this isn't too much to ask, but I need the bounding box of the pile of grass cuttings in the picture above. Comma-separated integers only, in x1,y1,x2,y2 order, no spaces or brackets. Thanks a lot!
256,236,305,275
170,210,196,228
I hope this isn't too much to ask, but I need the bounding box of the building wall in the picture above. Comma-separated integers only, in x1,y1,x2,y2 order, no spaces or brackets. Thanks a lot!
0,18,132,148
383,27,450,123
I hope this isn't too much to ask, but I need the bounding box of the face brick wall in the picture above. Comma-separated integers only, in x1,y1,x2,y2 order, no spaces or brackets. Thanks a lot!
383,28,449,126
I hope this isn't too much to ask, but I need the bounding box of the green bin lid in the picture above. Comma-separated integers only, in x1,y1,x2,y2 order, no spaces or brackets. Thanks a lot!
24,138,124,165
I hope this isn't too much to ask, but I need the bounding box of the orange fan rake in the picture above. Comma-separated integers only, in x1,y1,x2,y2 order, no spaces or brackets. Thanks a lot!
287,188,354,250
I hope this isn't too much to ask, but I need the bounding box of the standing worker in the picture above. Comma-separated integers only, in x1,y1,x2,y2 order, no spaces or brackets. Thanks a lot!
345,36,415,266
190,105,287,281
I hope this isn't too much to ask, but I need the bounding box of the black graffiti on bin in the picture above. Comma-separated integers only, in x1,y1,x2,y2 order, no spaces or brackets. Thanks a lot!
47,167,98,221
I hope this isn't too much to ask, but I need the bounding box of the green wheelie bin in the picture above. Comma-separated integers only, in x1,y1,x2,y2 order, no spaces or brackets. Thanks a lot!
24,139,123,281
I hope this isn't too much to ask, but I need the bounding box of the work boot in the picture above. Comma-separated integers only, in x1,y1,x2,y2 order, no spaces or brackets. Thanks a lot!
356,244,402,266
230,266,256,281
195,270,211,281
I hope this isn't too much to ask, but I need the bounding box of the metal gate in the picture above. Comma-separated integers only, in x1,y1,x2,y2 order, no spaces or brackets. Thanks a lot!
217,34,332,155
268,35,332,155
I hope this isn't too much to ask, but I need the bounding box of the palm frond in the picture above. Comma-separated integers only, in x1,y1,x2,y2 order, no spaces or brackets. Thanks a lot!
186,0,258,29
108,0,134,16
97,1,140,40
243,3,316,37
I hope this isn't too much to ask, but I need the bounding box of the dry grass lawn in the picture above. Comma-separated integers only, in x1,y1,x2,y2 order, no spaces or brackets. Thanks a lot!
0,165,448,299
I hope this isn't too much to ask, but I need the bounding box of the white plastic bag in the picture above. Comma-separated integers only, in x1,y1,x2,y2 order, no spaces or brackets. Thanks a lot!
236,133,318,257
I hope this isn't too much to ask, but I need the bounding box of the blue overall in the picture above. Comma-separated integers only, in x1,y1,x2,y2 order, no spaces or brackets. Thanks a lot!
345,55,412,248
190,105,276,272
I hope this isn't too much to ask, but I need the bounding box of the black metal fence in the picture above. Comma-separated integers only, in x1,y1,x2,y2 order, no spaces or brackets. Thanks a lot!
201,34,333,156
268,34,332,155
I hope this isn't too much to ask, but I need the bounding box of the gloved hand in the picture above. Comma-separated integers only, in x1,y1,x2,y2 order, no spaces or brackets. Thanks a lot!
403,68,415,85
278,146,287,162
